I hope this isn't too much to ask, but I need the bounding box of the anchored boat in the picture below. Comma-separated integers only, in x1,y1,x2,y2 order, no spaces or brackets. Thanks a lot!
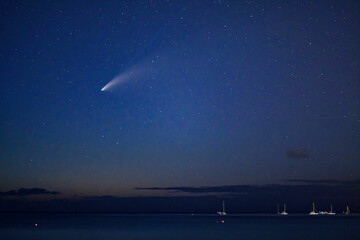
345,206,350,215
309,202,319,215
217,200,227,216
280,204,288,215
328,205,335,215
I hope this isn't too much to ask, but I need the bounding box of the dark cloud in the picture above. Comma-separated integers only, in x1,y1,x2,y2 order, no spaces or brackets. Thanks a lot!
136,179,360,200
0,188,59,196
82,195,120,200
287,179,359,185
286,148,309,159
136,185,255,194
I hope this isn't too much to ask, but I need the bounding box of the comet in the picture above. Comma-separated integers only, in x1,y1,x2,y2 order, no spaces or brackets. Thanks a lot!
101,54,162,92
101,66,142,92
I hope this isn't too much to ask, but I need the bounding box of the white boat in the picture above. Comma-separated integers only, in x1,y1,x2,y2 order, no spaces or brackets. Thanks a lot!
217,200,227,216
309,202,319,215
280,204,288,215
328,205,335,215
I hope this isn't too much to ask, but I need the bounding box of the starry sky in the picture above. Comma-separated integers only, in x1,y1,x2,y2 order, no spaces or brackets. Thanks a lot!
0,0,360,212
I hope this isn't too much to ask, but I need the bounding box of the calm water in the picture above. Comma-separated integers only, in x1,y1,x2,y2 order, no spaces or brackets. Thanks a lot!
1,214,360,240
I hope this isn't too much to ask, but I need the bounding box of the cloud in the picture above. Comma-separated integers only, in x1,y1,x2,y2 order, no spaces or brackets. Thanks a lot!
288,179,351,185
0,188,59,196
136,179,360,196
135,185,254,194
286,148,309,159
82,195,119,200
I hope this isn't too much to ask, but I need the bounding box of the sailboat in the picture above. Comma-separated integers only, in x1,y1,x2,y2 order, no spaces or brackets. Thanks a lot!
309,202,319,215
280,204,288,215
217,200,227,216
345,206,350,215
328,205,335,215
277,204,280,215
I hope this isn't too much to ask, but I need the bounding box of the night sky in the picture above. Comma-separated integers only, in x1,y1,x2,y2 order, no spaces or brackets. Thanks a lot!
1,0,360,213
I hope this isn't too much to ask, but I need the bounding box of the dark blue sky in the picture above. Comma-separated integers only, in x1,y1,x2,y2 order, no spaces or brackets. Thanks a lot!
0,0,359,212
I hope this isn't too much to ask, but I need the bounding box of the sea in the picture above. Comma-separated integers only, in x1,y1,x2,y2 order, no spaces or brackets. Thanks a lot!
1,213,359,240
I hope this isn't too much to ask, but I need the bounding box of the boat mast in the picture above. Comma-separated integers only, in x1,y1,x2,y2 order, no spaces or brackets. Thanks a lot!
223,200,225,213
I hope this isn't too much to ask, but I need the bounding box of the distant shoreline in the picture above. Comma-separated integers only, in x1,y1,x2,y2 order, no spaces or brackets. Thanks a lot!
1,212,359,216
